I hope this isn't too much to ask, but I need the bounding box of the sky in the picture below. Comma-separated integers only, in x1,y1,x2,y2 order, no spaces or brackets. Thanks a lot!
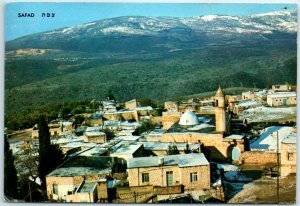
5,3,297,41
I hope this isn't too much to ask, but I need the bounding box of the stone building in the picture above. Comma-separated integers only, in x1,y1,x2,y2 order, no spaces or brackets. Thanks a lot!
162,111,181,130
280,132,296,176
125,99,138,110
242,91,256,100
110,143,144,160
32,121,73,138
158,87,246,162
127,153,210,190
46,156,113,201
84,131,107,144
243,126,297,171
272,84,291,92
140,141,201,156
164,101,179,112
266,92,297,107
215,87,226,133
66,180,98,203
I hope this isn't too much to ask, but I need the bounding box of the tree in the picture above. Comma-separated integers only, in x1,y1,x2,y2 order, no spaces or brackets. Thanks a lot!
167,145,180,155
4,137,19,199
106,89,116,101
184,143,191,154
139,98,156,108
132,121,156,135
38,115,64,189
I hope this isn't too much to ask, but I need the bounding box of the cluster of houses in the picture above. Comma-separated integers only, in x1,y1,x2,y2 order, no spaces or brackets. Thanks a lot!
18,84,296,203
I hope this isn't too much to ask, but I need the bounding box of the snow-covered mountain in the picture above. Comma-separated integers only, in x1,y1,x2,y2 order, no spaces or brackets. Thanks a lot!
6,9,297,52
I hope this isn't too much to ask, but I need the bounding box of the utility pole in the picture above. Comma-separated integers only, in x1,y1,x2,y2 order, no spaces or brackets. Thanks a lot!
277,130,279,204
28,181,32,202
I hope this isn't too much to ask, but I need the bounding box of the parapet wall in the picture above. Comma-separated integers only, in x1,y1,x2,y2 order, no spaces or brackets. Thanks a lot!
242,151,277,165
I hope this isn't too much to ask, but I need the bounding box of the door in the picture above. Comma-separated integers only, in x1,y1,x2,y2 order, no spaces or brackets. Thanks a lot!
166,171,173,186
283,99,287,105
231,147,240,161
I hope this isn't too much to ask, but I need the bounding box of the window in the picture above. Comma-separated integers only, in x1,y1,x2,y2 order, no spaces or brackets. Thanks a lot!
166,171,173,186
53,184,58,195
190,172,198,182
288,153,294,161
142,173,149,183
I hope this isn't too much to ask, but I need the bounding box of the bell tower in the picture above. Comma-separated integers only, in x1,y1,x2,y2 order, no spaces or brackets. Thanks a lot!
215,86,226,133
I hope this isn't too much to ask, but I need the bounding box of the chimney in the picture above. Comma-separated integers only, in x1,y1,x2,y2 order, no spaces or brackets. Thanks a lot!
159,157,164,166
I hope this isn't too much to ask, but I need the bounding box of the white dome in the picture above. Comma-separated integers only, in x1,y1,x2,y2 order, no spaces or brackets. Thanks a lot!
179,110,200,126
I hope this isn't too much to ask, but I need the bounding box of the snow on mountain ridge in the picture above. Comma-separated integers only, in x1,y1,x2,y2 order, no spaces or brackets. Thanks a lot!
40,9,296,37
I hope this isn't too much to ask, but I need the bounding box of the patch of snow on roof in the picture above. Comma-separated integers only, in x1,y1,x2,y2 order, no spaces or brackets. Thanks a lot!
111,143,143,155
217,163,239,171
267,92,296,98
250,126,292,152
85,131,105,137
127,153,208,169
61,142,97,148
136,106,153,111
187,123,214,131
239,106,296,122
282,133,296,144
55,136,85,144
225,134,244,140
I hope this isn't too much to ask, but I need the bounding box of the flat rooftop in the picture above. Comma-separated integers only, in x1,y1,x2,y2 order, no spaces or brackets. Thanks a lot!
127,153,209,169
224,134,244,140
78,146,107,157
53,135,85,144
282,133,296,144
60,142,98,148
139,141,200,151
78,181,97,193
268,92,296,98
115,135,141,141
250,126,293,152
47,156,113,177
111,143,143,155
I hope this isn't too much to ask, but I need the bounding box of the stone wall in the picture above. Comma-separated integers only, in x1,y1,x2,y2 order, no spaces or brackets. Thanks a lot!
150,116,162,125
125,99,138,110
46,176,83,200
281,142,296,176
180,166,210,190
157,133,244,162
241,151,277,165
162,112,181,130
127,164,210,190
84,133,107,143
46,174,106,201
165,101,178,112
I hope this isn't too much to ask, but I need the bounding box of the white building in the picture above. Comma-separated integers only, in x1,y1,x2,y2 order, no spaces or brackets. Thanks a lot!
267,92,296,107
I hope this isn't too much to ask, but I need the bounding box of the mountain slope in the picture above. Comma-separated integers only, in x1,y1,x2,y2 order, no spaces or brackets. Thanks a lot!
5,10,297,114
6,10,297,52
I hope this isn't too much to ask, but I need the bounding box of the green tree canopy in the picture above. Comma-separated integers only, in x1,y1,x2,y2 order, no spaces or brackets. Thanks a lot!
4,137,19,199
167,145,180,155
38,115,64,189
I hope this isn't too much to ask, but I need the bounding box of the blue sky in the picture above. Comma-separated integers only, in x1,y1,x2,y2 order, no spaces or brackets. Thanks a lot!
5,3,296,41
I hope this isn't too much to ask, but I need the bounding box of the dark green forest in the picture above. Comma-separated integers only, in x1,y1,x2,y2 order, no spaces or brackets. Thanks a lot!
5,39,297,131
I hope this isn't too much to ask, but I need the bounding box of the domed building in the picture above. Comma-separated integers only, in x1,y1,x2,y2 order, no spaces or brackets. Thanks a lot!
158,87,246,163
179,110,200,126
167,109,215,133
